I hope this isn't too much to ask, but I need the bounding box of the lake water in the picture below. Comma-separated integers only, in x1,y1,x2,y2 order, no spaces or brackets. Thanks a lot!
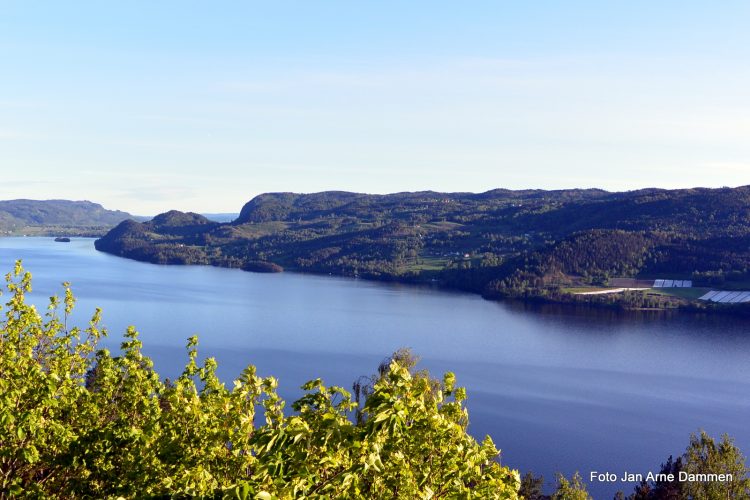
2,237,749,497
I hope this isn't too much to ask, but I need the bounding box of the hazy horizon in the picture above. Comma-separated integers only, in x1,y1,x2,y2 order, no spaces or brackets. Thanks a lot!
4,182,748,217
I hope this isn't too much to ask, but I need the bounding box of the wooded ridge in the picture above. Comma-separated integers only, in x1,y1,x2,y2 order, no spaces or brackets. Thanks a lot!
94,186,750,311
0,199,133,236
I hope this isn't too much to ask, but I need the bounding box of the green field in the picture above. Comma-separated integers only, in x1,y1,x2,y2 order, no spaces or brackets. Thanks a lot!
406,256,452,272
562,287,615,294
563,286,713,301
647,287,711,300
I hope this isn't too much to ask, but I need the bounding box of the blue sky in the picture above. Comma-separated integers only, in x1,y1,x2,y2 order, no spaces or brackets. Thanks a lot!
1,1,748,214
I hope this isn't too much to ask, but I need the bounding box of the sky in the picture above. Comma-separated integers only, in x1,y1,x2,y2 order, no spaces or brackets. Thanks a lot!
1,1,749,215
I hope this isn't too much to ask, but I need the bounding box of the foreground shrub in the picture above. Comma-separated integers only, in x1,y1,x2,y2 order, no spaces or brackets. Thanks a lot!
0,262,520,499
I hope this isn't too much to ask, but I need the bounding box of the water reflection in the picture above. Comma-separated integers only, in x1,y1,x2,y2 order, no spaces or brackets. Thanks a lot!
1,237,748,497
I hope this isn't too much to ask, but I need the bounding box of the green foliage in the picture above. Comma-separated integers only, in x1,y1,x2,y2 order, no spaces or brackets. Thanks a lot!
0,263,520,499
0,199,131,236
96,186,750,312
625,455,683,499
621,431,750,499
682,431,750,499
519,471,546,499
551,472,591,500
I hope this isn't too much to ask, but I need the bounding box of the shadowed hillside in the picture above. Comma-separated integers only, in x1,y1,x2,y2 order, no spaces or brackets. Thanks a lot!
0,199,133,236
95,186,750,312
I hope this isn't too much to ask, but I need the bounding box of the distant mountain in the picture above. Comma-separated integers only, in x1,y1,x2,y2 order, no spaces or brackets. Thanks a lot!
95,186,750,311
0,199,133,236
201,213,240,223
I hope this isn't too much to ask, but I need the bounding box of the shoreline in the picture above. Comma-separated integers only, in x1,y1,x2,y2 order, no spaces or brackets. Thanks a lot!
89,241,750,318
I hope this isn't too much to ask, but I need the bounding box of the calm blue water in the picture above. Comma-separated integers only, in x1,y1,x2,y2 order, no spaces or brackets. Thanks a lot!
2,237,749,497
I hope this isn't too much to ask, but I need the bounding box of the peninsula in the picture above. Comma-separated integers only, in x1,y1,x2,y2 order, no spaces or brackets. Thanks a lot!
95,186,750,313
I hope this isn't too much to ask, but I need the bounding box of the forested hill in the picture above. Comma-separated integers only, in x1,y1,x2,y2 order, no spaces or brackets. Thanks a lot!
0,199,133,236
95,186,750,306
